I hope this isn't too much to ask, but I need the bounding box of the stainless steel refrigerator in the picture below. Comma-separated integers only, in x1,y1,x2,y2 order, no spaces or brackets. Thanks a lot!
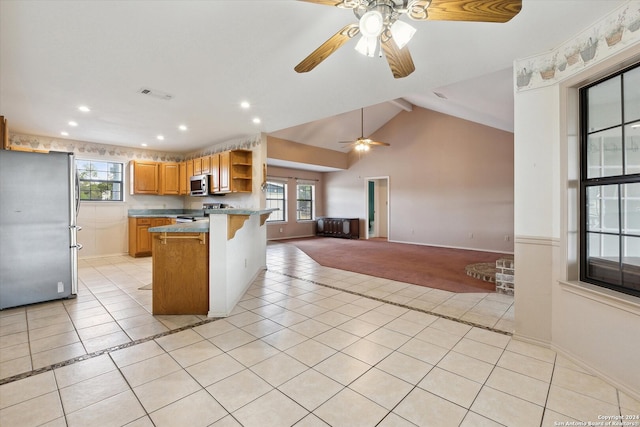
0,150,80,310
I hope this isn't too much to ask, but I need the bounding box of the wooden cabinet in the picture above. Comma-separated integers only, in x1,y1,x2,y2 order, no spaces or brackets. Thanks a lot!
201,155,211,174
216,149,252,194
1,116,8,150
218,151,230,192
316,218,360,239
160,162,180,195
179,161,188,195
210,153,220,193
128,217,175,257
186,159,194,191
152,232,209,315
130,160,159,194
193,157,202,175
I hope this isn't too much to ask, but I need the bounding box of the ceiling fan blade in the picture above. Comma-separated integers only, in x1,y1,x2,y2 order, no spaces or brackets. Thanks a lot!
368,141,390,146
423,0,522,23
295,23,360,73
381,37,415,79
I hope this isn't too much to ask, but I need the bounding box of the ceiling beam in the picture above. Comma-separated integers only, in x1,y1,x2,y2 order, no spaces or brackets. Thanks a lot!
389,98,413,112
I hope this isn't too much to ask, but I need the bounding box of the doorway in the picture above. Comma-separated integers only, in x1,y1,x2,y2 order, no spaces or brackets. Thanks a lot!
365,177,389,240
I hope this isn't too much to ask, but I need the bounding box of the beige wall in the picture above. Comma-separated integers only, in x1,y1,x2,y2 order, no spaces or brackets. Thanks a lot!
324,106,515,253
513,7,640,399
267,136,348,170
265,166,324,240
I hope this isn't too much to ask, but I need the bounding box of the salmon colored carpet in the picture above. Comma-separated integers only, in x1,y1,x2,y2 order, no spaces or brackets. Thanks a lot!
287,237,506,293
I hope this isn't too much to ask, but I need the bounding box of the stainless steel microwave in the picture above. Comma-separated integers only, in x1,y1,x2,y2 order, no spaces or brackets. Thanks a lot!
190,174,210,196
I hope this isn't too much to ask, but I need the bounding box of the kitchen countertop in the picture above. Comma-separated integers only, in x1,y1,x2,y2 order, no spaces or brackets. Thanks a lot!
148,220,210,233
146,209,278,233
128,209,205,218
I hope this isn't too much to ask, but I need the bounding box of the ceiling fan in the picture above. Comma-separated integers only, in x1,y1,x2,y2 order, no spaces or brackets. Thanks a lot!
295,0,522,79
340,108,390,152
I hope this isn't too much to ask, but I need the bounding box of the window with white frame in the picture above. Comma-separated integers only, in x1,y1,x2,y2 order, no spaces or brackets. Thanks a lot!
76,159,124,201
580,62,640,297
296,181,315,221
266,180,286,222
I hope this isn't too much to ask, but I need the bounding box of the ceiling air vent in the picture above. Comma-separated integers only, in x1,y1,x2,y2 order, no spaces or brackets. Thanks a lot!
137,87,173,101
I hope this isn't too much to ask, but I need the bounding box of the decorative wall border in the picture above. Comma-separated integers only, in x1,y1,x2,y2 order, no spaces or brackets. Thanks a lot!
515,0,640,91
8,132,263,162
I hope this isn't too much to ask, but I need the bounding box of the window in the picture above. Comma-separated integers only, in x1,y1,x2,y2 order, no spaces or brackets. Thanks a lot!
76,159,124,201
580,63,640,297
266,181,286,222
296,182,315,221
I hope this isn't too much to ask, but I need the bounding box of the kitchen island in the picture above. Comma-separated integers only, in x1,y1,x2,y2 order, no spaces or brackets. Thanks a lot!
148,208,276,316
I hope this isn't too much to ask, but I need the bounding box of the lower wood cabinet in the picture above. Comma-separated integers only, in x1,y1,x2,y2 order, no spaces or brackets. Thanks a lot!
151,232,209,315
128,217,174,257
316,218,360,239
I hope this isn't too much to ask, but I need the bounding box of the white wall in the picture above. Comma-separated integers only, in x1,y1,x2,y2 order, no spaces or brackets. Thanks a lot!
513,1,640,398
324,106,515,253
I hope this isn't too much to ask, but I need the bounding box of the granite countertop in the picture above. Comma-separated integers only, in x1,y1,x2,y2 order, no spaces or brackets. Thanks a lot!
145,208,278,233
148,219,210,233
128,209,205,218
204,208,278,215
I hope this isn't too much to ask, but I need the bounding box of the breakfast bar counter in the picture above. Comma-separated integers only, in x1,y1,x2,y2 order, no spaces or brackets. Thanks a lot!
148,208,276,316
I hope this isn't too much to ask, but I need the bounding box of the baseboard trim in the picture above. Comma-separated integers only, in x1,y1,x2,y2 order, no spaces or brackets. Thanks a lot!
387,239,514,255
551,343,640,402
268,234,315,241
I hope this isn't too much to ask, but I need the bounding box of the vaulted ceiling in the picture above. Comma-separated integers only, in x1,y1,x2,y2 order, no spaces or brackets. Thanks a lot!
0,1,626,155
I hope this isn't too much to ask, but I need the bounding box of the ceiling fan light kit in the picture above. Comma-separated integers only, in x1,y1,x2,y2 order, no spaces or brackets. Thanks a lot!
295,0,522,78
340,108,391,152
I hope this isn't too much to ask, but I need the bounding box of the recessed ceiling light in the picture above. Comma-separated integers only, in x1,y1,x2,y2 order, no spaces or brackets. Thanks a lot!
178,124,188,131
632,123,640,128
61,131,69,136
141,143,148,147
241,101,250,109
252,117,261,124
78,105,90,113
68,121,78,127
157,135,165,141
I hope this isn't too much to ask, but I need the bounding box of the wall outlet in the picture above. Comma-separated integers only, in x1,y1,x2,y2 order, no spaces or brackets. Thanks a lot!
504,235,510,241
57,281,64,293
279,227,283,233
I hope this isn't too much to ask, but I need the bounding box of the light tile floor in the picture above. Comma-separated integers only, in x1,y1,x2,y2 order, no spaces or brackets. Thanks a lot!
0,241,638,426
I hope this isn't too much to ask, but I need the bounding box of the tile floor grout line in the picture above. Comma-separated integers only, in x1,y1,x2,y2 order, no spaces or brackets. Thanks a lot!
269,269,513,337
540,352,559,427
0,316,225,386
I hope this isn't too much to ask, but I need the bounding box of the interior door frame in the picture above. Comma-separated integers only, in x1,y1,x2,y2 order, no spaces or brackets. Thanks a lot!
364,176,389,240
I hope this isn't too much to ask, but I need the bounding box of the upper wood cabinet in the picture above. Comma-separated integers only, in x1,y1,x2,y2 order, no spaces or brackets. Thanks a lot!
160,162,180,195
179,161,188,195
201,155,211,174
186,159,194,186
130,160,159,194
210,153,220,193
218,151,230,193
216,149,252,194
193,157,202,175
